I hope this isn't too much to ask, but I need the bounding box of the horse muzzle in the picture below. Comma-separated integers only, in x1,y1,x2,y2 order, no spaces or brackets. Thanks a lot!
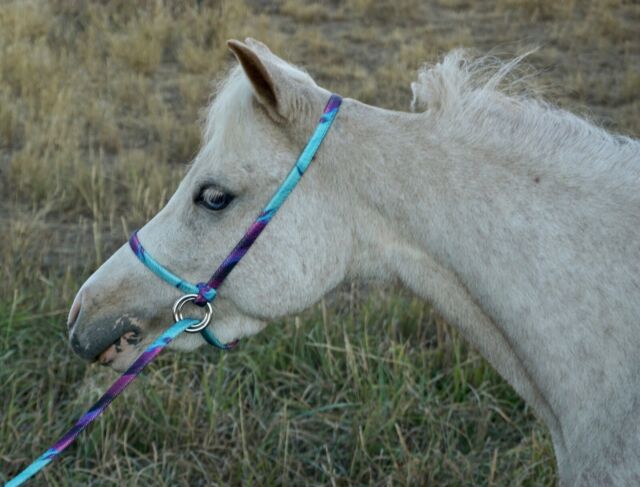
68,289,144,363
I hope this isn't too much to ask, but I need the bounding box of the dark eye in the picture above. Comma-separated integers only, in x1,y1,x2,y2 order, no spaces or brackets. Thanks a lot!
196,186,235,211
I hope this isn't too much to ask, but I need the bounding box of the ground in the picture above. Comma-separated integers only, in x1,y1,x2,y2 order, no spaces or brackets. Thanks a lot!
0,0,638,485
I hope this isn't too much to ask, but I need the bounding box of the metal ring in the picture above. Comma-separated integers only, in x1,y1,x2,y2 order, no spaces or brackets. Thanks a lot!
172,294,212,333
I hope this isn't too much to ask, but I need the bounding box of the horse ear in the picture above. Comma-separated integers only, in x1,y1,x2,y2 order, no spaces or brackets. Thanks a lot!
227,39,293,122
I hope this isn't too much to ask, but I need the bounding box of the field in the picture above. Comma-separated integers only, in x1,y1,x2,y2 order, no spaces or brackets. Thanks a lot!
1,0,638,485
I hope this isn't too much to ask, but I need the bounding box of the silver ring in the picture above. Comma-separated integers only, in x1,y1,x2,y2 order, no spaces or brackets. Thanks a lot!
172,294,212,333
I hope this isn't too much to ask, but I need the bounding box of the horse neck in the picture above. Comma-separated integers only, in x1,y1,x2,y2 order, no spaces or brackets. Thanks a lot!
332,97,640,481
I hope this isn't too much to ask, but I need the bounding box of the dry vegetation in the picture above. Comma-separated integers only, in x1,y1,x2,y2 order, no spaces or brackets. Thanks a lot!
1,0,638,485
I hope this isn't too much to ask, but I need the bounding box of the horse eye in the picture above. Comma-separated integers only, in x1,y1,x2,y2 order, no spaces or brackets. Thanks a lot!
196,186,234,211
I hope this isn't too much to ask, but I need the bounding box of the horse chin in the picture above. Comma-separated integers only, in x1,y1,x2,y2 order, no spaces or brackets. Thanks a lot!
203,314,268,344
94,327,203,372
96,330,146,372
99,350,139,373
95,316,267,372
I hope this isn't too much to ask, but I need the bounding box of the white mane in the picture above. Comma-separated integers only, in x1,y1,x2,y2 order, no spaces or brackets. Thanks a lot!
410,50,640,196
202,66,255,144
205,49,639,199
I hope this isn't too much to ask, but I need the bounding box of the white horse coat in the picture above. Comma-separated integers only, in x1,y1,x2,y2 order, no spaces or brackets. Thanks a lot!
68,39,640,485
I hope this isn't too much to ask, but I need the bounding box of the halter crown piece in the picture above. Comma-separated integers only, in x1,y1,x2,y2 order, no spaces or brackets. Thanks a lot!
7,94,342,486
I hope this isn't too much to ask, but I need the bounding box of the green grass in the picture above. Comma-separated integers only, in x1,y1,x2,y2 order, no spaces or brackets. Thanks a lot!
1,0,637,484
1,290,555,485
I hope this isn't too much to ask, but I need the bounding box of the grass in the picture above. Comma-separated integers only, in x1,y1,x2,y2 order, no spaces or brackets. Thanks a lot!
0,0,637,485
1,290,555,485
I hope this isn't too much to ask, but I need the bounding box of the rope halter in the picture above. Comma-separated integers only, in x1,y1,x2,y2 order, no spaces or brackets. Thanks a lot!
7,94,342,487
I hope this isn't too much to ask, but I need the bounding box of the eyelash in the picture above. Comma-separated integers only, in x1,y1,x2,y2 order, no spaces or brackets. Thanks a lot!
196,186,235,211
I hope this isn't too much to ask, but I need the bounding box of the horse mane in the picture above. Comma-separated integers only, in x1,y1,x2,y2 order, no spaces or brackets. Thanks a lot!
410,50,640,196
410,49,541,112
207,49,639,197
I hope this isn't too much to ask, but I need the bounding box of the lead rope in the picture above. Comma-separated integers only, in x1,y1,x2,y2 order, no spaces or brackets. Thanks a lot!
6,94,342,486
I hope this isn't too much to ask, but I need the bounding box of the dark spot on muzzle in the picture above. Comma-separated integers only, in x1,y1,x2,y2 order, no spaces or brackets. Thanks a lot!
69,315,142,362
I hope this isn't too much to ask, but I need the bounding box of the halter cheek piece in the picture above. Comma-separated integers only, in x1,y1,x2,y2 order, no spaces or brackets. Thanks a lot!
7,94,342,487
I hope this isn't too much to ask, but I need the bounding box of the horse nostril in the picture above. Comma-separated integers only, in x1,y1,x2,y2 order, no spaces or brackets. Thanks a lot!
68,291,82,330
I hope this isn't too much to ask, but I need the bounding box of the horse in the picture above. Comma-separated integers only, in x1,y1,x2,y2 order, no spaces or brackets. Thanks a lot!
67,38,640,485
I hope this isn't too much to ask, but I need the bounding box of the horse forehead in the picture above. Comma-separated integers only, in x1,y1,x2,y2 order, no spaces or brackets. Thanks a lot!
198,115,295,183
198,128,272,169
187,137,281,196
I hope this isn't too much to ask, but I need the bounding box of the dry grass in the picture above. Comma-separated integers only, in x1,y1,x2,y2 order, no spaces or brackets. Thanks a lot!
0,0,637,485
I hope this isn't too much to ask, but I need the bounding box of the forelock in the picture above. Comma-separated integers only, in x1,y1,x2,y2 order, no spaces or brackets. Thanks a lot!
203,65,256,144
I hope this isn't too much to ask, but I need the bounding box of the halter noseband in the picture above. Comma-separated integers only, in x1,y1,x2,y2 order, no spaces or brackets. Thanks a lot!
129,94,343,349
